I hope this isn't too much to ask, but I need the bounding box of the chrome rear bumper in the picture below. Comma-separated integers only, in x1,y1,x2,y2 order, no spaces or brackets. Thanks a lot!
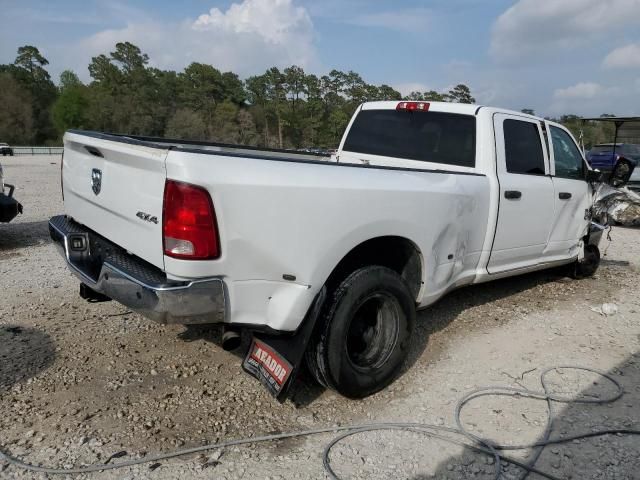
49,215,225,325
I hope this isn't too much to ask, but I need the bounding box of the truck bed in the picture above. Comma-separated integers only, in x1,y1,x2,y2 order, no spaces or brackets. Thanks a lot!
68,130,333,163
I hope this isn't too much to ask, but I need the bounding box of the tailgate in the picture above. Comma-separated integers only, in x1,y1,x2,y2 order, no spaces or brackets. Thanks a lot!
62,131,168,270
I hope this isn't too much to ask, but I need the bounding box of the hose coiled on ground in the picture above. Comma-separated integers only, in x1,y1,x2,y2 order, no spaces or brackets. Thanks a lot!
1,365,638,479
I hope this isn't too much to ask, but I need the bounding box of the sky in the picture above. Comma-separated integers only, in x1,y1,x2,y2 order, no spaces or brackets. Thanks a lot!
1,0,640,118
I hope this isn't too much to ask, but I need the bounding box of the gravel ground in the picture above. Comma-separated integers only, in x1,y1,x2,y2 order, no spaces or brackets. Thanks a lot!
1,155,639,480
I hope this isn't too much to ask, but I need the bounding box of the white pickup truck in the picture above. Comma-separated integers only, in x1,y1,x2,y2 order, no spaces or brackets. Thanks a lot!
50,101,612,400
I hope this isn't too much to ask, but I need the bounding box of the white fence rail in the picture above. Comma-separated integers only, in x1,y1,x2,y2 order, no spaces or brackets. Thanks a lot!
9,146,64,156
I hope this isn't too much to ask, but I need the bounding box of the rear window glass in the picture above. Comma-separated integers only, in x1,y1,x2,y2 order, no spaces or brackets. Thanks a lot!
342,110,476,167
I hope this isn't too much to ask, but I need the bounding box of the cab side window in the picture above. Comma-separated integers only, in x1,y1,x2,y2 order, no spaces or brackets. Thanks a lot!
503,119,546,175
550,126,584,180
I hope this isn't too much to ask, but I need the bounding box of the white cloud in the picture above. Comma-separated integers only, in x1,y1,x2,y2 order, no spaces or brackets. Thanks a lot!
549,81,624,115
491,0,640,61
70,0,318,79
603,43,640,68
193,0,312,45
553,82,604,99
349,8,432,31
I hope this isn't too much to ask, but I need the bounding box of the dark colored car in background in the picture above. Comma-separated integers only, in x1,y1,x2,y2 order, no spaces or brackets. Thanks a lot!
587,143,639,171
587,143,639,190
0,143,14,156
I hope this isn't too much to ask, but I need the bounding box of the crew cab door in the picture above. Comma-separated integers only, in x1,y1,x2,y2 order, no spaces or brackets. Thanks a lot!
487,114,555,274
544,123,591,260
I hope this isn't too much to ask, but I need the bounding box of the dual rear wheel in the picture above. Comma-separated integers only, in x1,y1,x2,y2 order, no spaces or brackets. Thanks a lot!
305,266,415,398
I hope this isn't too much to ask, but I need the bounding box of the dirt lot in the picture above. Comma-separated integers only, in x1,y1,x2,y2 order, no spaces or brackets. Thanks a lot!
1,155,639,480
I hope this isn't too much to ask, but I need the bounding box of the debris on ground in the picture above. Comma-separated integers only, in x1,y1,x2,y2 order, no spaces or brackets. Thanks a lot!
593,185,640,226
591,303,619,316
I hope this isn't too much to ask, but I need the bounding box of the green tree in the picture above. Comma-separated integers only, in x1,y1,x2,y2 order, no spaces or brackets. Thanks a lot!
1,41,490,148
246,73,272,146
52,71,89,133
59,70,83,91
328,109,350,145
5,45,58,143
179,63,225,135
302,73,324,146
265,67,287,148
284,65,307,146
424,90,446,101
211,100,240,142
375,84,402,101
14,45,51,84
165,109,207,140
110,41,149,74
237,109,258,145
447,84,475,104
88,54,122,87
404,90,447,102
221,71,246,105
0,73,34,144
87,43,168,136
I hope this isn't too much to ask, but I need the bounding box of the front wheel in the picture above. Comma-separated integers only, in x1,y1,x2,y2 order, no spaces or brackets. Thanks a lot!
305,266,415,398
570,244,600,279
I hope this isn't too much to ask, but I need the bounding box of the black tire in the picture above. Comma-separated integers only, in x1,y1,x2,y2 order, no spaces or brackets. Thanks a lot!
570,244,600,279
305,266,415,398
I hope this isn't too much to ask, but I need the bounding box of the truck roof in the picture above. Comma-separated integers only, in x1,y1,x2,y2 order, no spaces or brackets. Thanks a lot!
360,101,547,123
362,101,481,116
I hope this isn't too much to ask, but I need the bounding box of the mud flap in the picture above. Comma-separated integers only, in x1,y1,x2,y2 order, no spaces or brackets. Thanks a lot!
242,286,326,402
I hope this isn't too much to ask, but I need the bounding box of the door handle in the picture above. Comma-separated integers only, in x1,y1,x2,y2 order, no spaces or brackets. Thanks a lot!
504,190,522,199
559,192,572,200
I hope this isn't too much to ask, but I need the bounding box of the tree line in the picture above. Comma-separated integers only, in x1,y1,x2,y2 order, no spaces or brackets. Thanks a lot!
0,43,618,149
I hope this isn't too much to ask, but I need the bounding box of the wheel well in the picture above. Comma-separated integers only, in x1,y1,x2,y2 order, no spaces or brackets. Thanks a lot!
325,236,423,300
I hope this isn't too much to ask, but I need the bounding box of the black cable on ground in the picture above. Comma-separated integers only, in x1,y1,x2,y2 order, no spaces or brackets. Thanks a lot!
0,365,638,479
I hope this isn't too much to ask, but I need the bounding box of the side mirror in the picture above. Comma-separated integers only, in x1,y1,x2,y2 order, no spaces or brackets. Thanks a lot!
586,168,603,183
608,158,635,188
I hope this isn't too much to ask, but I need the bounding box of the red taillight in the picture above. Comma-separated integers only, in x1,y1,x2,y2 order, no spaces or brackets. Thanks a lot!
162,180,219,260
396,101,430,112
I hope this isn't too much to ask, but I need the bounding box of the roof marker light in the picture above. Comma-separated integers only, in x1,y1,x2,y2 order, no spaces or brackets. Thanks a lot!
396,101,430,112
